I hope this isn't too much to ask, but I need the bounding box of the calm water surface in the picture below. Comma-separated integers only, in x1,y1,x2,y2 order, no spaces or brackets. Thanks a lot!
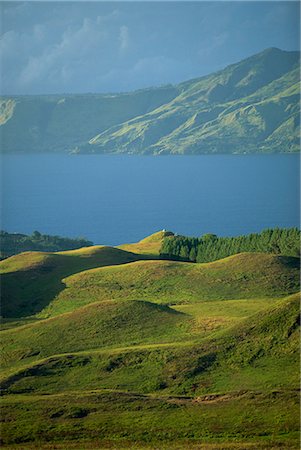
1,154,299,245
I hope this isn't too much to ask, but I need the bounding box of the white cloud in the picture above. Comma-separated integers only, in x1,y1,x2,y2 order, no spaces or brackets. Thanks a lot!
119,25,129,51
0,1,298,95
33,24,45,41
0,30,19,57
97,55,188,92
198,32,229,58
17,16,109,88
0,7,128,93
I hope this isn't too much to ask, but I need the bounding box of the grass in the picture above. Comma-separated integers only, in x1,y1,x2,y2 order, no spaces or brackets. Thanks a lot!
1,294,299,397
89,49,300,155
40,252,300,317
0,231,300,448
0,99,15,126
1,389,299,448
0,245,144,317
1,86,178,153
0,300,190,369
118,230,174,256
1,49,299,156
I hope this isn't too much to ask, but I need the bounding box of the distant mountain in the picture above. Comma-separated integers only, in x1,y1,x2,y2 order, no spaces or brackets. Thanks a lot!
1,48,299,154
0,86,178,153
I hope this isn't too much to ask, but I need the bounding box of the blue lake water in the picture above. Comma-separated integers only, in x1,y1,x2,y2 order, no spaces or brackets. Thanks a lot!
0,154,299,245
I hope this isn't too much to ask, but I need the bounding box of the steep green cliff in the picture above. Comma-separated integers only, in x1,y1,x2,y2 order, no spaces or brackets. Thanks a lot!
1,48,299,154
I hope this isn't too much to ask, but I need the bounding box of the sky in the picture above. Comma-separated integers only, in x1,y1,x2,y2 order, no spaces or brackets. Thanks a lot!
0,1,299,95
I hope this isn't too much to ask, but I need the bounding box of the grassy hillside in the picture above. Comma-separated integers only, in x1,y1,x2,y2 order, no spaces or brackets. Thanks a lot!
89,48,300,154
118,230,174,255
0,300,190,370
0,231,300,448
0,86,178,153
2,293,298,395
1,48,299,155
1,294,299,448
0,246,144,317
39,252,300,318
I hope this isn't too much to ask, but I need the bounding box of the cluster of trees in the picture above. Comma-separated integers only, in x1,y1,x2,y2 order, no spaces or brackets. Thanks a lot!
160,228,300,263
0,230,93,259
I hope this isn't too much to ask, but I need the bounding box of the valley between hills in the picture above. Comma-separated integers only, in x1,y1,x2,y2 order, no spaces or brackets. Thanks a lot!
0,230,300,449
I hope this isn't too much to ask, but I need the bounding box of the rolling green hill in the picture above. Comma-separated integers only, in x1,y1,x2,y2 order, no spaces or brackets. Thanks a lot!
0,230,300,448
0,245,144,317
1,248,299,319
39,252,300,318
1,48,299,155
118,230,174,255
1,293,299,448
3,293,297,395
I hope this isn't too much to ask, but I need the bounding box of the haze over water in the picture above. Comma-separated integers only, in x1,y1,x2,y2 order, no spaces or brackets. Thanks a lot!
1,153,299,245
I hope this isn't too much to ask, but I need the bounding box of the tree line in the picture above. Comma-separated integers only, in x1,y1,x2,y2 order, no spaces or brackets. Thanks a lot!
160,228,300,263
0,230,93,259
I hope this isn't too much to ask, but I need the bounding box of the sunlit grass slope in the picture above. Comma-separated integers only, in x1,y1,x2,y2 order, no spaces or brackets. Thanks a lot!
0,246,144,317
166,292,300,396
1,294,299,448
90,48,300,154
118,230,174,255
0,230,300,448
41,252,300,317
1,300,190,370
1,48,299,155
1,86,178,153
1,293,298,396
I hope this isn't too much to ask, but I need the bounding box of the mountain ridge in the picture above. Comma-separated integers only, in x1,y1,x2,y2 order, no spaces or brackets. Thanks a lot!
89,48,300,154
0,48,300,154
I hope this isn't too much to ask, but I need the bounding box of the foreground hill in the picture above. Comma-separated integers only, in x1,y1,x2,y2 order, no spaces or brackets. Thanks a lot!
1,48,299,154
1,249,299,319
0,246,144,317
1,293,298,395
0,300,190,370
38,252,300,318
0,231,300,448
1,294,299,448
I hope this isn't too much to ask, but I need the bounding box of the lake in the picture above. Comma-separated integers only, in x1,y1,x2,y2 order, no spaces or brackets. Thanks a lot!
0,154,299,245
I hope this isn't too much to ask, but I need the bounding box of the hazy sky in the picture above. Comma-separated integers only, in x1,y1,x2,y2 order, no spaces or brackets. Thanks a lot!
0,1,299,94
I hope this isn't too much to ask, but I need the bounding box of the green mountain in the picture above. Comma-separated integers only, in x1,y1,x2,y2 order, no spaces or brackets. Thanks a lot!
1,48,299,154
0,86,178,153
0,230,300,448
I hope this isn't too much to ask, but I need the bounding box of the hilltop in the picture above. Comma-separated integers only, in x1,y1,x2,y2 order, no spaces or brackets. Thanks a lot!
0,245,143,317
118,230,174,255
1,48,299,155
0,230,300,448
